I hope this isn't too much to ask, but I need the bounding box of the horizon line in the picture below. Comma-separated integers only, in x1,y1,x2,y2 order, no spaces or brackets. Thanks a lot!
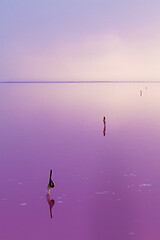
1,80,160,84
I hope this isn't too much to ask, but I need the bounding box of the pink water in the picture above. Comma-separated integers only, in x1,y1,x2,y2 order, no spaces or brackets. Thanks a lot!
1,83,160,240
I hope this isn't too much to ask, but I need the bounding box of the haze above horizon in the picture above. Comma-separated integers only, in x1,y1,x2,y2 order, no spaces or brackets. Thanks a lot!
1,0,160,82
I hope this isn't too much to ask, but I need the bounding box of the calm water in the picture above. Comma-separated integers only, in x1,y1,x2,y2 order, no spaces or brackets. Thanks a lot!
1,83,160,240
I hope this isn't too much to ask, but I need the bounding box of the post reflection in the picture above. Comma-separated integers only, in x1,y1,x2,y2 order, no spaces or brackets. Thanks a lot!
46,170,55,218
103,117,106,136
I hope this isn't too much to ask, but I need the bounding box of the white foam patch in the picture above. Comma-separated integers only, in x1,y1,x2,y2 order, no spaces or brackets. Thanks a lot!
95,191,108,195
20,203,27,206
57,196,62,199
139,184,152,187
57,200,63,204
2,198,7,201
124,173,136,177
127,185,135,188
18,182,22,185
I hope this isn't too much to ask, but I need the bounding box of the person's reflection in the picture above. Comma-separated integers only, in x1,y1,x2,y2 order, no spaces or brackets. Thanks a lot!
46,192,55,218
140,90,142,96
46,170,55,218
103,117,106,136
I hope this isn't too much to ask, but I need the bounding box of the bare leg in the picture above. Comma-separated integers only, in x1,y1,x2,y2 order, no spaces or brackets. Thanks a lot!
49,170,52,184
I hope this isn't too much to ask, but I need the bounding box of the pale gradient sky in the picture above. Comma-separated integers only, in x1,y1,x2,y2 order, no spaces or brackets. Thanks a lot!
1,0,160,81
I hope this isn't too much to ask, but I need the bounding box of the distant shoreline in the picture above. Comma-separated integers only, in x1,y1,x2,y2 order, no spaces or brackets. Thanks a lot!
1,81,160,84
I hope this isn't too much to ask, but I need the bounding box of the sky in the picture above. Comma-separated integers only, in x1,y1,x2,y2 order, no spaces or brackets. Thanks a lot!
1,0,160,82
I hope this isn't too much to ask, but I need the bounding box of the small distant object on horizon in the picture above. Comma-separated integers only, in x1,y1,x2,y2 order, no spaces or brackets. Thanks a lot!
140,90,142,96
146,86,147,90
103,117,106,125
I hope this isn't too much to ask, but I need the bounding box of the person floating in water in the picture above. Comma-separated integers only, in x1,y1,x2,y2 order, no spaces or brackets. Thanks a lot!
48,169,55,191
46,170,55,218
103,117,106,136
